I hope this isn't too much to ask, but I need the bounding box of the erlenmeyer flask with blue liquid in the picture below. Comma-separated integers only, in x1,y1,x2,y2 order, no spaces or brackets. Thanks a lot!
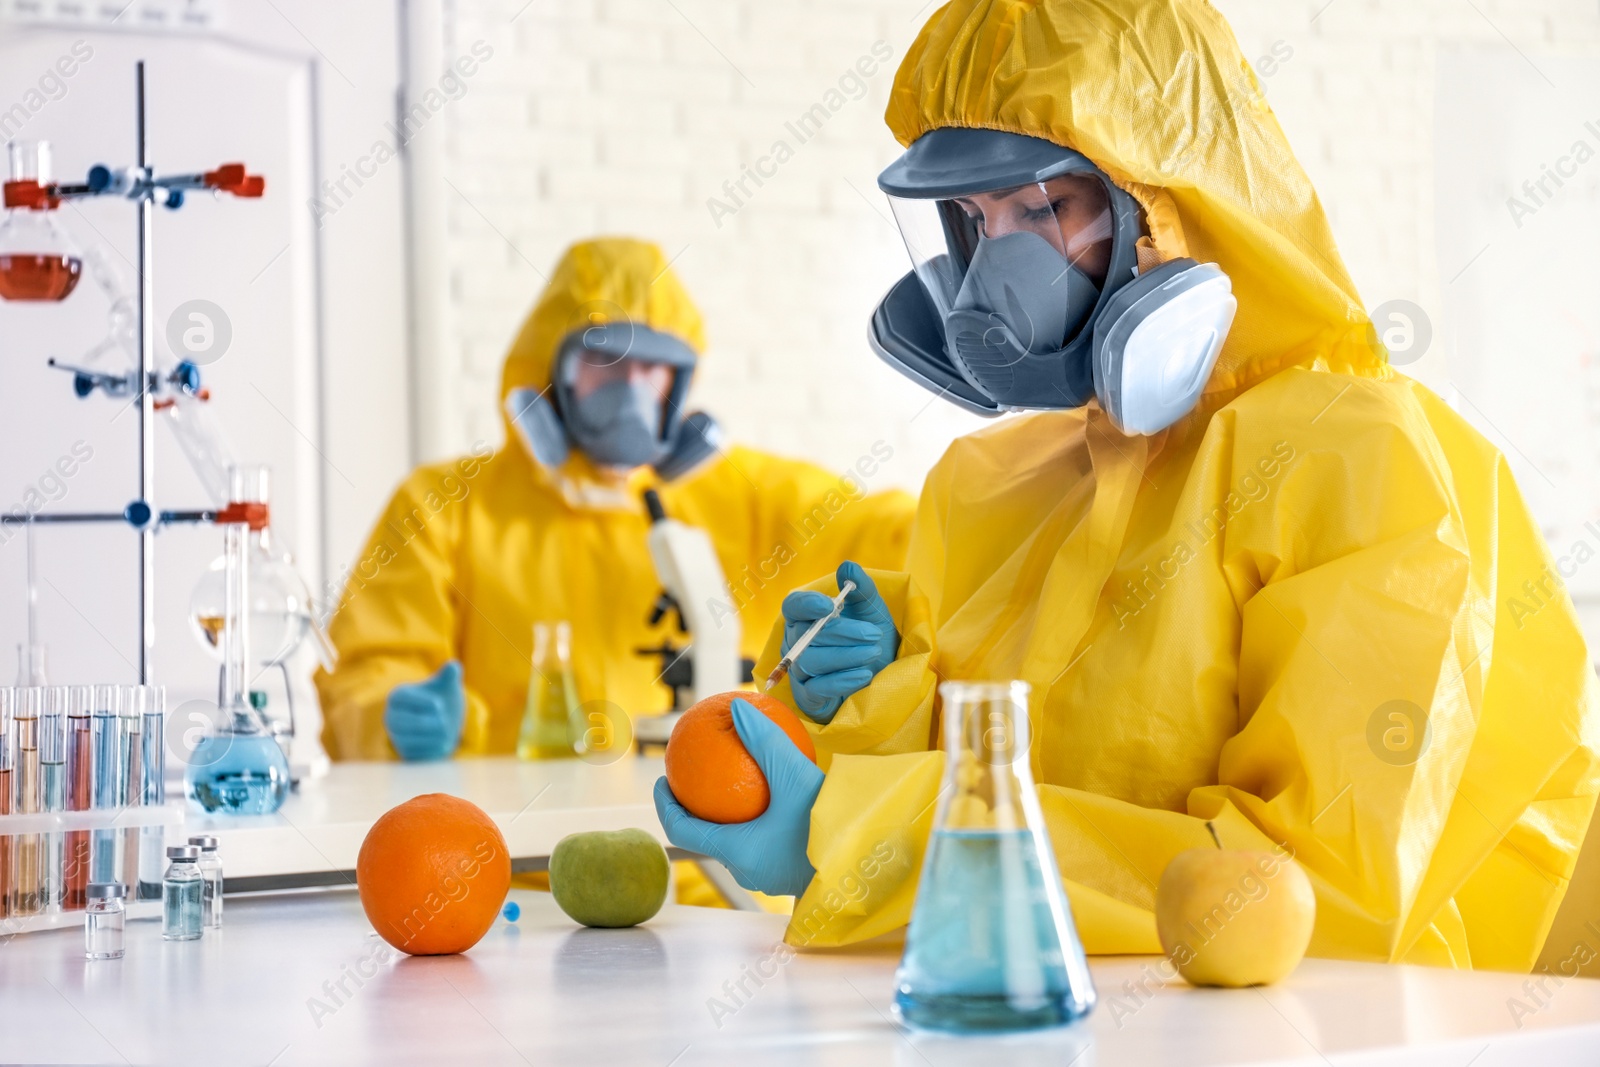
893,680,1096,1032
185,465,290,815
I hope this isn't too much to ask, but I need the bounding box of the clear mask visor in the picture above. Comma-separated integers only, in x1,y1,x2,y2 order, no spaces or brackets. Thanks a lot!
887,175,1115,327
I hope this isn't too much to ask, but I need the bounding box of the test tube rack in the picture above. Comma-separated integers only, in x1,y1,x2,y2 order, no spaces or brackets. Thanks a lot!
0,804,184,934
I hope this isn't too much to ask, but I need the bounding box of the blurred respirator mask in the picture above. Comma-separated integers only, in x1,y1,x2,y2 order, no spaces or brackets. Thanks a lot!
505,322,724,480
869,128,1237,435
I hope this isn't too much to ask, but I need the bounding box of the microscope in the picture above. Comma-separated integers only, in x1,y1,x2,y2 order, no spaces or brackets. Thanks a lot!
633,489,753,748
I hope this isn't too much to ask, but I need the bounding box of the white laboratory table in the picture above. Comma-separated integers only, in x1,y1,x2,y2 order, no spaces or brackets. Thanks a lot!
1,889,1597,1066
184,756,668,890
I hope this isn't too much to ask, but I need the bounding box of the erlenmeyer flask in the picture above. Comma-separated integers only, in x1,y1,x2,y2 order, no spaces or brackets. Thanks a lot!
517,621,583,759
893,680,1096,1032
185,465,290,815
0,141,82,302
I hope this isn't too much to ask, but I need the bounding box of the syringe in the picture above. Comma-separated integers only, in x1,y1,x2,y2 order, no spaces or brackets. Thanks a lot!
763,581,857,692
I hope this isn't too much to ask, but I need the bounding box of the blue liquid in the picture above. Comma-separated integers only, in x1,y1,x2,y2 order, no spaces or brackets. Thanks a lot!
894,829,1092,1032
89,713,122,885
141,713,165,804
91,713,121,807
185,734,290,815
163,873,204,940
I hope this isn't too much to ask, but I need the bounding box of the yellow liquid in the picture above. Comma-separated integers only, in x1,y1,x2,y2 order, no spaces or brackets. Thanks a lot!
517,670,581,760
197,614,226,648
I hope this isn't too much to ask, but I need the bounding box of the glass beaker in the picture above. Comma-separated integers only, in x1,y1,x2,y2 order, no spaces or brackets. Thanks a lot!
892,680,1096,1032
185,465,291,815
0,141,82,302
516,621,583,759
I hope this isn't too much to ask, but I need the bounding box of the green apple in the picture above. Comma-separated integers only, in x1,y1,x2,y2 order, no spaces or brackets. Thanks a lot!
549,829,671,929
1155,835,1316,987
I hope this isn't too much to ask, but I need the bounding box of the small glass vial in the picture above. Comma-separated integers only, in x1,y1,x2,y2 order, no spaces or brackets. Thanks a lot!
188,835,223,928
85,882,126,960
162,845,203,941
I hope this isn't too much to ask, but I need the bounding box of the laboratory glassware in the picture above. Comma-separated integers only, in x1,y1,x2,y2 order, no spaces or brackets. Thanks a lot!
90,684,122,886
186,466,291,815
119,686,143,891
41,687,66,912
64,685,92,909
0,689,12,918
189,835,223,928
85,882,126,959
162,845,203,940
15,643,46,687
517,621,583,759
13,687,43,916
0,141,82,302
892,680,1096,1033
138,685,166,900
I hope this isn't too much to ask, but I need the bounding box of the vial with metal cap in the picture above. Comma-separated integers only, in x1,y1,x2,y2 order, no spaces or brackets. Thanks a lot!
188,835,223,928
85,882,126,960
162,845,203,941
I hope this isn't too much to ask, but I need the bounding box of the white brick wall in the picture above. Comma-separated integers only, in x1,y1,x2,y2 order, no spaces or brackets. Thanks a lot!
434,0,1600,496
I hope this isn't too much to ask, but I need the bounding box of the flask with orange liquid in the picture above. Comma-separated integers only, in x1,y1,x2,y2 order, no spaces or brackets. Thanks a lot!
0,141,82,303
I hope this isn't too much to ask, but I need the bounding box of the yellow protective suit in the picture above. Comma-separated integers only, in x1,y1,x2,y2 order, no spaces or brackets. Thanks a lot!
770,0,1600,971
315,238,915,762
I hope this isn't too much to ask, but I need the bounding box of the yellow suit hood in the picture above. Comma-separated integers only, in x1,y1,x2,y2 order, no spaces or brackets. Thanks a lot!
499,237,706,497
887,0,1386,400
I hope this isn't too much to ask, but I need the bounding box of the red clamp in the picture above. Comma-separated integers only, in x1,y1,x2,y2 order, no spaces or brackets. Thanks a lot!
153,389,209,411
217,501,270,531
203,164,266,198
3,180,60,210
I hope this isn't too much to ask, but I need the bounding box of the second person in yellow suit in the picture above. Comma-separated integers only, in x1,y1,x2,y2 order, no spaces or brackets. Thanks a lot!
314,237,915,768
656,0,1600,971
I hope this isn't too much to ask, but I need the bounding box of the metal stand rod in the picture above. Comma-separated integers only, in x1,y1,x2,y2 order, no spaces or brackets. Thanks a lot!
136,60,156,686
0,511,217,526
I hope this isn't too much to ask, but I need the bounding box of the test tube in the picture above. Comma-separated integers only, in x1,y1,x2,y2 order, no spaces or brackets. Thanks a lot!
0,689,13,919
14,687,43,915
41,688,65,912
119,686,142,891
63,685,92,910
90,684,121,887
137,685,166,901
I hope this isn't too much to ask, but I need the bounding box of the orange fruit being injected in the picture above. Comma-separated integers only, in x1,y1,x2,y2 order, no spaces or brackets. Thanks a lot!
356,793,512,955
664,691,818,824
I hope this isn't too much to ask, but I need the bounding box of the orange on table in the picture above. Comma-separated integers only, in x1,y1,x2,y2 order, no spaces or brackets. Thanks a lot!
664,691,817,824
356,793,512,955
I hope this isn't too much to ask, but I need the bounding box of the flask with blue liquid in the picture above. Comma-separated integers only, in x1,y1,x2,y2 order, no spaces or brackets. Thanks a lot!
185,465,290,816
892,680,1096,1033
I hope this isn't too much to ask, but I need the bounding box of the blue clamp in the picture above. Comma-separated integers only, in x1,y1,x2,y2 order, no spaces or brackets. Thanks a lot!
173,361,202,394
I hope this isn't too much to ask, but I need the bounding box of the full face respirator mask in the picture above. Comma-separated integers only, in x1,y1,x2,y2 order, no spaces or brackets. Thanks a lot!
505,321,723,481
869,127,1237,435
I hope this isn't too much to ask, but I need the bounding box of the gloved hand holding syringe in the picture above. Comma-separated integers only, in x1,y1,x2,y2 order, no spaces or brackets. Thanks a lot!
764,581,857,691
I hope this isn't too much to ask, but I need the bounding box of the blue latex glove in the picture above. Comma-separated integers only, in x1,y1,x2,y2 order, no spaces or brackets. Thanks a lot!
779,561,898,723
653,698,825,898
385,661,466,761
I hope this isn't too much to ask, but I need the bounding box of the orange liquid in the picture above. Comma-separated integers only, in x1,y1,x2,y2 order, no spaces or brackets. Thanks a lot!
0,253,82,301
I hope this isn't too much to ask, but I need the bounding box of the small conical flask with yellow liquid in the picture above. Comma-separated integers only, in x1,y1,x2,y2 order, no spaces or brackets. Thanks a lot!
517,621,583,759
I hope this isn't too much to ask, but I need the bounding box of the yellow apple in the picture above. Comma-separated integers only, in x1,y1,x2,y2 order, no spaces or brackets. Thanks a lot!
1155,840,1316,987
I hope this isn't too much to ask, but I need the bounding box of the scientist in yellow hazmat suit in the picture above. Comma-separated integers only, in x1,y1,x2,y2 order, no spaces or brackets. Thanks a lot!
315,237,914,762
655,0,1600,970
